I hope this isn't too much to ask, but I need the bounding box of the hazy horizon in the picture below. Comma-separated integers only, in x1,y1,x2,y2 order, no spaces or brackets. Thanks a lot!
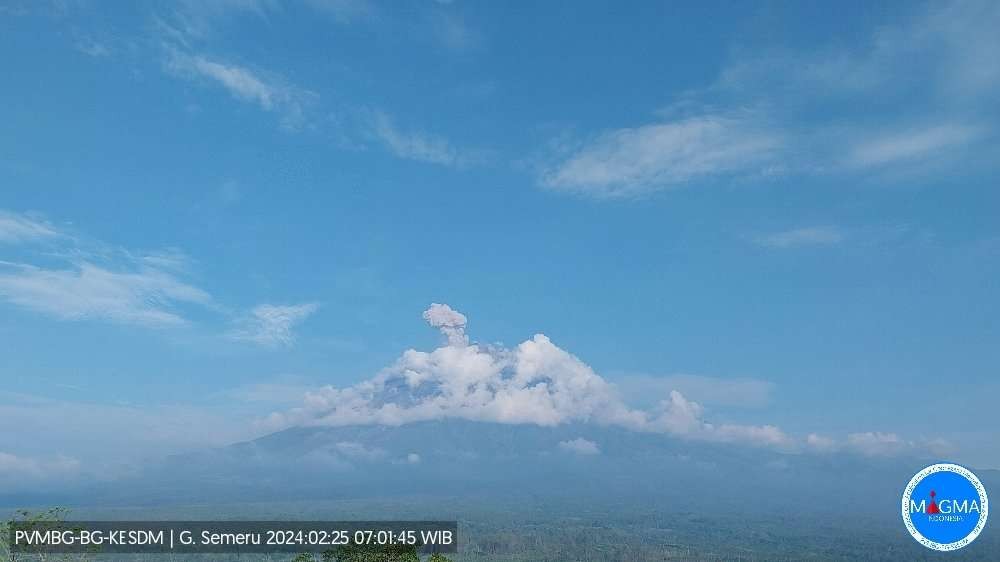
1,1,998,559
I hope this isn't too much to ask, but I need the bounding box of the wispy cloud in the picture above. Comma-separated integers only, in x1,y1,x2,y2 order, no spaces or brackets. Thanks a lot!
541,0,1000,197
150,4,476,161
0,210,325,342
230,303,319,347
369,111,467,167
754,0,1000,101
159,48,471,163
165,50,314,129
846,124,981,168
175,55,276,108
542,115,780,198
0,261,211,327
754,226,846,249
0,210,212,327
0,211,61,243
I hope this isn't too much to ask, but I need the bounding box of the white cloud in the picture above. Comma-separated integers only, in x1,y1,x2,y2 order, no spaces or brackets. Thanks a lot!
0,211,61,243
369,111,463,166
755,226,845,249
267,305,944,456
714,423,790,447
0,210,316,338
805,431,949,458
714,2,1000,109
846,431,909,457
647,390,706,435
0,210,278,335
333,441,386,461
805,433,838,453
189,57,277,108
0,261,211,327
165,51,313,129
230,303,319,347
157,12,474,156
847,124,981,168
406,452,421,464
558,437,600,456
267,304,791,450
542,115,780,198
541,1,1000,197
0,451,80,478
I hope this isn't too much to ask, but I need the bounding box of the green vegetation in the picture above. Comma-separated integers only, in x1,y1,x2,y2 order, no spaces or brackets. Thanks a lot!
1,507,97,562
292,545,451,562
4,498,998,561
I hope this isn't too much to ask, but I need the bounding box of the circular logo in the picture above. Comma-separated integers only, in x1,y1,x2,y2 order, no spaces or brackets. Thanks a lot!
901,463,989,551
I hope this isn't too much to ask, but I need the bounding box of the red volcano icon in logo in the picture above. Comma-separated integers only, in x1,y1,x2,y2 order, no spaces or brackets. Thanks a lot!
927,490,941,514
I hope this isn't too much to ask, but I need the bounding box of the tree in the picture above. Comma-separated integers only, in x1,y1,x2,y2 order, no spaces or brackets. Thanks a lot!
1,507,92,562
292,544,453,562
324,543,420,562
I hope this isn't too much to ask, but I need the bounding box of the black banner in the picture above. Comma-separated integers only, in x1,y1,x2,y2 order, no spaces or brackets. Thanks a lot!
8,520,458,554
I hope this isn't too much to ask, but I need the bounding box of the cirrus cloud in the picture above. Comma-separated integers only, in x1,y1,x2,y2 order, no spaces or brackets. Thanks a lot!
540,0,1000,197
229,303,320,347
541,115,781,198
0,261,212,327
0,211,62,243
0,211,212,328
165,50,315,130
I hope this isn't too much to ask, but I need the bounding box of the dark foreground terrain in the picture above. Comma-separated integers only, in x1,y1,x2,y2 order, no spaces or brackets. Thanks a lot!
3,422,996,560
3,495,997,561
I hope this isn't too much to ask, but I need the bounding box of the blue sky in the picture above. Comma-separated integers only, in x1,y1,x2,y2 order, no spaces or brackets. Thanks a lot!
1,0,998,481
